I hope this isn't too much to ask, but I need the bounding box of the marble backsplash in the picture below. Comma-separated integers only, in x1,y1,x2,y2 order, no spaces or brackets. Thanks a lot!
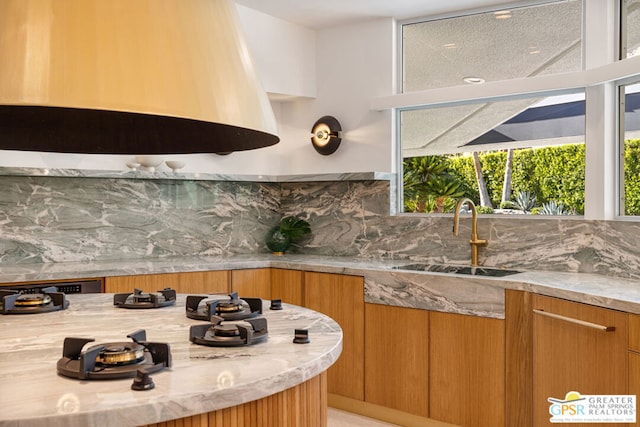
0,176,281,263
280,181,640,279
1,175,640,280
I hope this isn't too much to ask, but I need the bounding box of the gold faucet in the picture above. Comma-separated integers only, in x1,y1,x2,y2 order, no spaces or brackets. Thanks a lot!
452,198,488,266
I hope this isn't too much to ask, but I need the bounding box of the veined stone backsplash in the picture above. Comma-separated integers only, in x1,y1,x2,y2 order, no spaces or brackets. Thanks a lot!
282,181,640,280
0,176,281,263
2,175,640,280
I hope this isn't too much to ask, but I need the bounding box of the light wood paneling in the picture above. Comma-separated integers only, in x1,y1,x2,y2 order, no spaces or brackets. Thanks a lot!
505,289,533,427
230,268,272,300
532,294,628,427
270,269,304,307
364,303,429,417
429,311,505,427
629,352,640,427
629,314,640,353
304,272,364,401
143,372,327,427
104,271,229,294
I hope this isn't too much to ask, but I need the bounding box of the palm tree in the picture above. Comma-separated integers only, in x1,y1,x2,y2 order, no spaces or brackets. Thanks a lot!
403,156,464,213
472,152,493,208
501,148,514,205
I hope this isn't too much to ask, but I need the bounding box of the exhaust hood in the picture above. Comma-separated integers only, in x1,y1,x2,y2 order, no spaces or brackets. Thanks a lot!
0,0,279,154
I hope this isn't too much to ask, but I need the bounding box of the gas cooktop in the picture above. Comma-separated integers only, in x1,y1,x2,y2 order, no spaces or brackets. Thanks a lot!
185,292,262,321
56,329,171,382
114,288,177,309
0,286,69,314
189,315,268,347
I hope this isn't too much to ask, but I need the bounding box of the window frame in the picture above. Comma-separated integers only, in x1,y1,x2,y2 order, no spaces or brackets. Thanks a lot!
378,0,640,220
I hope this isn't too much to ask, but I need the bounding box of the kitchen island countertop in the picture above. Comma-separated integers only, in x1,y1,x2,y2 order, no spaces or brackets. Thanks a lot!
0,293,342,426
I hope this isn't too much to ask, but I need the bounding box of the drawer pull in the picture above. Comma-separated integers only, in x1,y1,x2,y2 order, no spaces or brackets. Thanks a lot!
533,309,615,332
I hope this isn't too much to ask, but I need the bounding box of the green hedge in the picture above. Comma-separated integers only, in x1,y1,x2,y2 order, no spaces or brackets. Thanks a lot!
404,139,640,215
439,144,585,214
625,139,640,215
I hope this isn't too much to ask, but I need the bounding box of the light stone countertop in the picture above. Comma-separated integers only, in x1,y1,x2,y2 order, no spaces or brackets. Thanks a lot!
2,254,640,318
0,294,342,427
0,167,394,182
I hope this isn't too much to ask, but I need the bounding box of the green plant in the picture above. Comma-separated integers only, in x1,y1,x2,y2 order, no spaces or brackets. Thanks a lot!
278,216,311,239
265,216,311,254
534,144,585,214
499,201,515,209
403,156,464,213
476,206,494,214
624,139,640,215
511,190,537,213
538,200,568,215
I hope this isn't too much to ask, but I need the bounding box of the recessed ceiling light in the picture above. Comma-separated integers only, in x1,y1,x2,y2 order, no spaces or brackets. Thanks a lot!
494,10,512,19
463,77,485,84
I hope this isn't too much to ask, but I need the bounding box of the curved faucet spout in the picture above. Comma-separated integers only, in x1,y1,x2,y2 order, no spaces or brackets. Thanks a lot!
452,198,488,266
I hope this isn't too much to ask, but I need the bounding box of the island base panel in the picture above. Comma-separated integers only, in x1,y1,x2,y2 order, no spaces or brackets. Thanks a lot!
143,372,327,427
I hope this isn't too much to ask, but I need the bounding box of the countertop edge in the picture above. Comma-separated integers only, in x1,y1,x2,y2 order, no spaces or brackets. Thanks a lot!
2,254,640,316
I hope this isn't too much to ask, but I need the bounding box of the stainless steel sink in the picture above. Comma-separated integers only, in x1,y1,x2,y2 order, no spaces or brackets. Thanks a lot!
391,263,521,277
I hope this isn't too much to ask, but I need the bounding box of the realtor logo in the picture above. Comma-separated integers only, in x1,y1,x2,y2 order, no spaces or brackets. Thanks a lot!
548,391,636,423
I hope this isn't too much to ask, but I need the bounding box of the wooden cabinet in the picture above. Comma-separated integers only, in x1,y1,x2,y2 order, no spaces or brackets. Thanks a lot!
531,294,628,427
507,291,631,427
304,271,365,400
104,271,229,294
271,268,304,306
429,311,505,427
364,303,429,418
230,268,272,299
629,351,640,427
230,268,304,304
505,290,534,427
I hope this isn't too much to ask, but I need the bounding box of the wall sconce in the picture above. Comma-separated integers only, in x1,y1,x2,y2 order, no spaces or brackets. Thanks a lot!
310,116,342,155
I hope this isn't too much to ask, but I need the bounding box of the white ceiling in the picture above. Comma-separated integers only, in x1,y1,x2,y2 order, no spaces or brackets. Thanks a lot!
233,0,526,29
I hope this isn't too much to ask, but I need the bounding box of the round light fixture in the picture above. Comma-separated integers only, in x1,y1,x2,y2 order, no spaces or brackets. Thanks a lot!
310,116,342,155
463,77,486,85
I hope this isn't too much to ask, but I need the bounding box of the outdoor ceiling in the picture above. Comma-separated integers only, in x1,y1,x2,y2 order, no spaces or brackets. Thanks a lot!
401,0,584,156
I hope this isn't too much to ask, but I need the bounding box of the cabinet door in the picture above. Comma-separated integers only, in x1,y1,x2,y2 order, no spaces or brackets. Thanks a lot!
364,303,429,417
430,311,505,427
231,268,271,300
532,294,628,427
304,271,364,400
271,268,303,307
629,315,640,427
630,352,640,427
104,271,229,294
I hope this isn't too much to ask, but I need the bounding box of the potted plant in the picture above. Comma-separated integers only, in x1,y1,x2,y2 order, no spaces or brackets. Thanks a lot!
265,216,311,255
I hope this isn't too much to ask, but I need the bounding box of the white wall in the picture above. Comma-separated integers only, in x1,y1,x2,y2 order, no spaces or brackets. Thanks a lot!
0,9,395,176
275,18,396,174
236,5,316,99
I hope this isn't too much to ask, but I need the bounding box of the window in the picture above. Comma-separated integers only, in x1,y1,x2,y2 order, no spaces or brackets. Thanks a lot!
399,1,584,215
401,92,585,215
619,1,640,217
402,1,582,92
621,0,640,58
619,81,640,215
